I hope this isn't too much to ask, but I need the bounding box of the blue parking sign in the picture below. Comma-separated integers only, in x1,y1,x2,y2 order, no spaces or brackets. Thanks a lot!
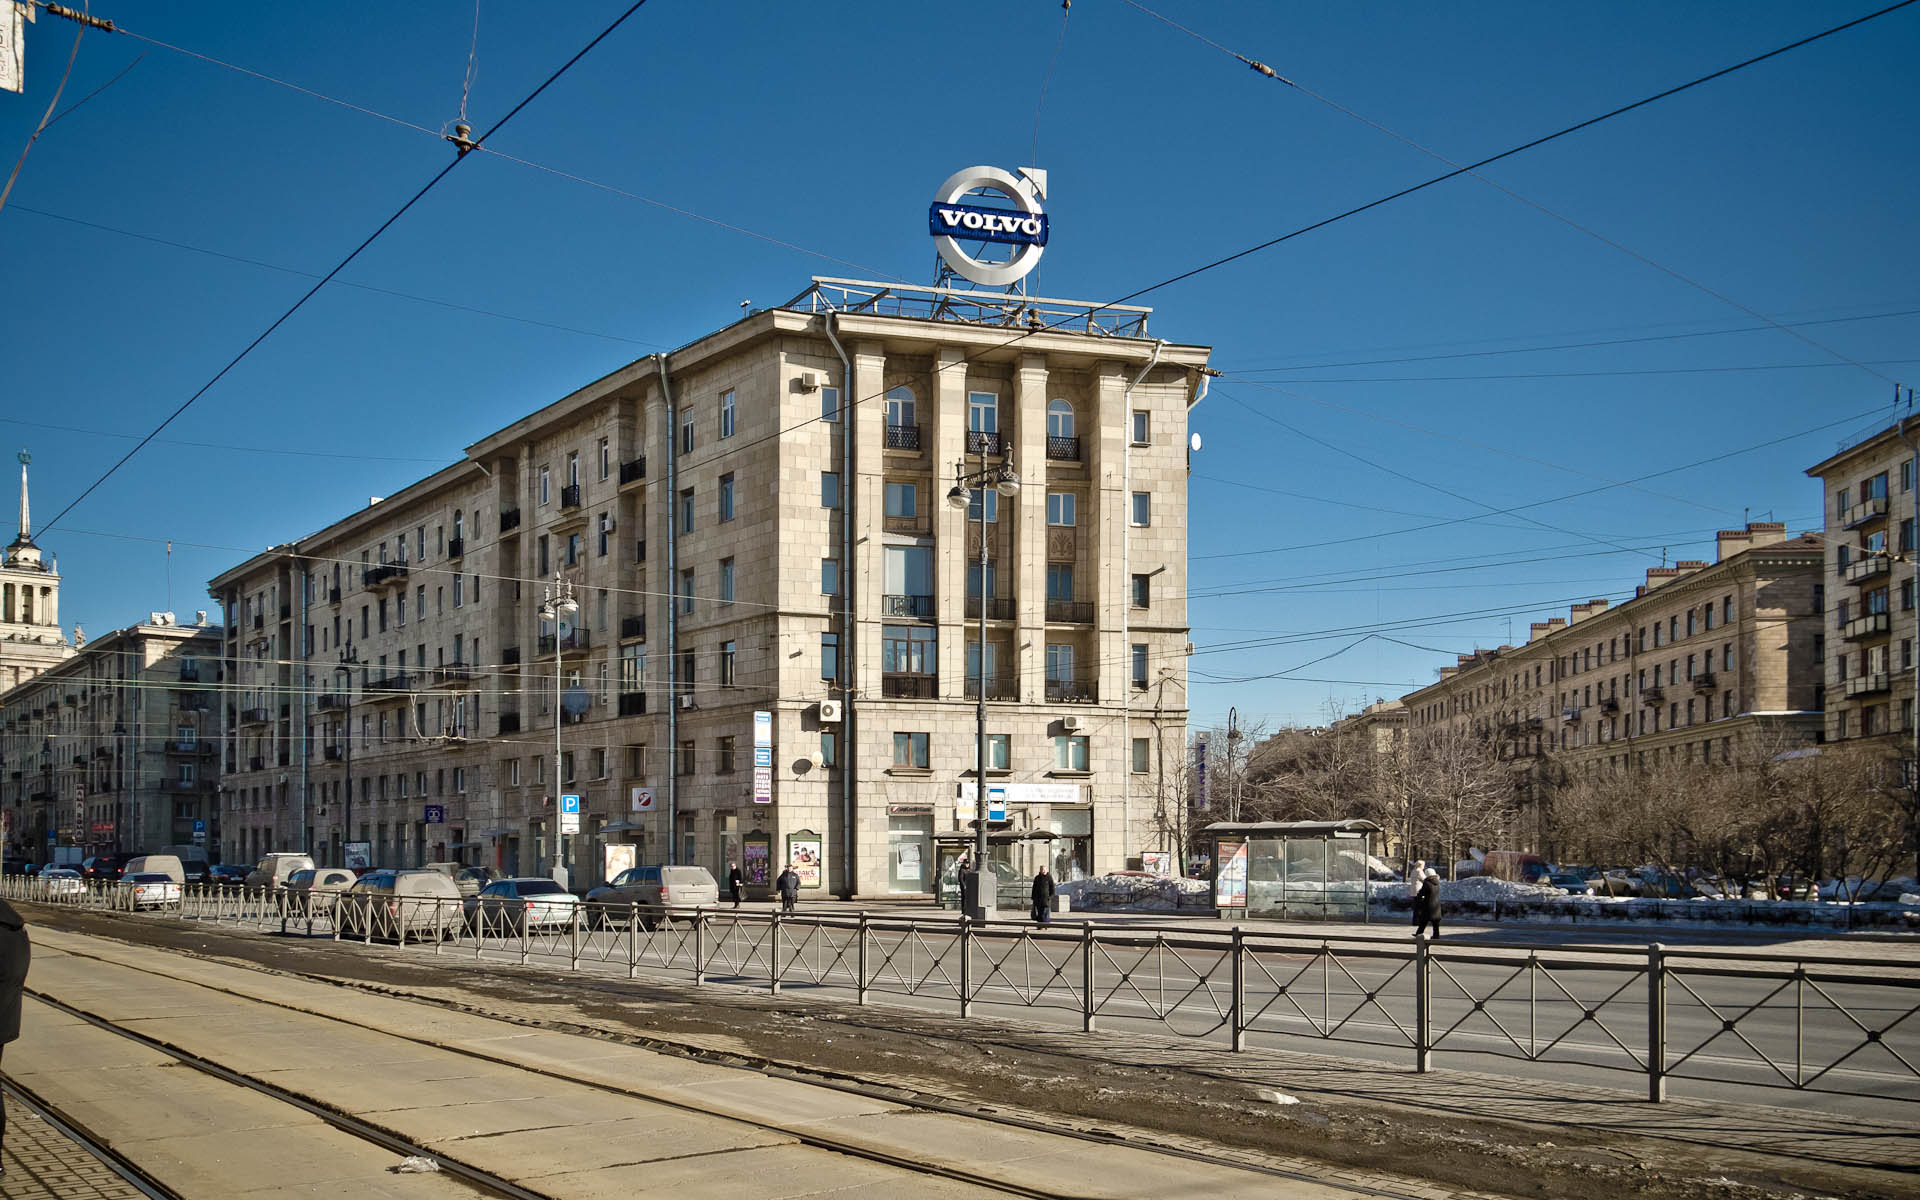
561,794,581,814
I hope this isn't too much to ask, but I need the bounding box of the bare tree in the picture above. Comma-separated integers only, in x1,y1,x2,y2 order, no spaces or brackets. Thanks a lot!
1409,723,1517,878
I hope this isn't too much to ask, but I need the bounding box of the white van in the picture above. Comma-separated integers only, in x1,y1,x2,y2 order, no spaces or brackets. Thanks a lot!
245,852,315,890
124,855,185,886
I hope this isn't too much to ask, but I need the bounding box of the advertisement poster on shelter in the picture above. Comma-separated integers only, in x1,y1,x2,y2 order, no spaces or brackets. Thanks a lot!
786,831,823,889
1215,841,1247,909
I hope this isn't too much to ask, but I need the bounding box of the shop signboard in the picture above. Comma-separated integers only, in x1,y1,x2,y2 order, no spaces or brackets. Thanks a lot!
1142,851,1173,877
630,787,655,812
752,767,772,805
423,804,445,825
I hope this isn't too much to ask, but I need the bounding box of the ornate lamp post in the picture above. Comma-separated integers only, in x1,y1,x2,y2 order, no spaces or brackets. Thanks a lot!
334,645,358,867
539,575,579,883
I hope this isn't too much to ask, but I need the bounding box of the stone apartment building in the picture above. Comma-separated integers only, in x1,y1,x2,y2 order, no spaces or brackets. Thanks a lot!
0,613,222,863
1399,522,1825,849
1805,421,1920,749
208,280,1210,897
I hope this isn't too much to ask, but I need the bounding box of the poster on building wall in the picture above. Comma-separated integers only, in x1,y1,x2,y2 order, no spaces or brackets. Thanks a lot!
742,834,771,887
1215,841,1246,908
344,841,371,870
603,842,636,880
785,830,822,889
1142,852,1172,877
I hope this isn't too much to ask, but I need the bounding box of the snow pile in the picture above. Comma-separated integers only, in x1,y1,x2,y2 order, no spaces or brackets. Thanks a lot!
1818,875,1920,901
1438,876,1560,902
1061,873,1211,911
1903,893,1920,907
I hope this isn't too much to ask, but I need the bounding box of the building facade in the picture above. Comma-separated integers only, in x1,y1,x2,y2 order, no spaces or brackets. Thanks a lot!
0,613,221,863
208,281,1210,896
1805,422,1918,750
1,452,74,694
1399,522,1826,848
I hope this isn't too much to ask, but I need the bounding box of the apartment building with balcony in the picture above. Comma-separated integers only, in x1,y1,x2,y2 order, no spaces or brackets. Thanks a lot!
1398,522,1825,849
0,613,221,863
1806,422,1920,747
208,279,1209,896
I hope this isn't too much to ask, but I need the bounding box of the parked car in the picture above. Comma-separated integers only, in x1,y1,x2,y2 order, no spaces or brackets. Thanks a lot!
124,855,185,886
421,862,497,899
40,867,84,897
245,852,316,890
336,869,462,941
81,854,135,884
180,858,212,886
465,877,581,935
284,867,360,917
209,864,250,888
117,872,182,910
584,865,718,929
2,859,33,876
1544,871,1595,896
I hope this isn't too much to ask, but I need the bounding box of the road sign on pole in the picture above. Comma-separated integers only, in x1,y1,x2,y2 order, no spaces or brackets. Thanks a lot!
559,793,581,834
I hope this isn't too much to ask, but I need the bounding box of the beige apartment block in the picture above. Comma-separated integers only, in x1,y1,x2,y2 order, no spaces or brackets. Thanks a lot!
1398,522,1825,850
0,614,221,863
208,281,1210,897
1805,422,1920,751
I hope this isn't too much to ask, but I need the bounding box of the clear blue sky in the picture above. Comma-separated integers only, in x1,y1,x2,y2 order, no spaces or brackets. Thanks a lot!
4,0,1915,734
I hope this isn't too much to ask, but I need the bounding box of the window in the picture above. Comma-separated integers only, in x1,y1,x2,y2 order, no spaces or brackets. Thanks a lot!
1131,492,1151,527
986,733,1010,771
590,748,606,779
1047,398,1074,437
968,390,998,434
819,731,837,767
680,407,694,455
821,559,839,595
718,639,736,686
1687,611,1696,637
678,741,695,775
821,472,841,509
717,736,736,773
719,559,735,605
966,562,996,599
966,487,998,523
882,624,937,674
821,384,840,422
965,639,1000,690
416,585,426,620
1047,492,1076,526
680,488,694,533
598,437,610,480
885,386,915,428
1131,410,1150,445
893,732,930,769
1131,574,1150,608
539,466,551,505
884,481,918,518
821,632,839,681
1723,595,1733,623
565,533,581,565
1131,643,1149,689
1046,563,1074,600
1045,642,1075,683
719,389,736,438
452,577,464,608
718,474,735,522
1052,735,1089,771
509,758,522,786
678,570,695,614
1131,737,1150,773
566,451,579,488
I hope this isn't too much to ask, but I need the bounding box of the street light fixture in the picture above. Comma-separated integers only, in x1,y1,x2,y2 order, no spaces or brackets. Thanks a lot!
539,574,579,884
949,455,1019,920
334,645,358,867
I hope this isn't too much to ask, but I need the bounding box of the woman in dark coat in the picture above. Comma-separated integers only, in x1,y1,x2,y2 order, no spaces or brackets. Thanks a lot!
726,862,745,908
0,897,29,1166
1030,866,1056,925
1411,871,1442,939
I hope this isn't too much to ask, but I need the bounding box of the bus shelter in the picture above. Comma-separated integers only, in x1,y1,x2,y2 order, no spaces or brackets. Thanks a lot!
1201,820,1382,921
933,829,1060,910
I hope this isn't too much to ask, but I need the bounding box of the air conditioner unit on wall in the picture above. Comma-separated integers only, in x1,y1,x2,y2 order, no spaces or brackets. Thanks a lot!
679,695,696,711
796,372,820,392
818,699,843,723
1060,715,1081,732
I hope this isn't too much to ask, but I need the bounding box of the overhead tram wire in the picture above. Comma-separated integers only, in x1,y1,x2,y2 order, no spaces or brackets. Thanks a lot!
32,0,659,540
1118,0,1913,389
1221,359,1920,384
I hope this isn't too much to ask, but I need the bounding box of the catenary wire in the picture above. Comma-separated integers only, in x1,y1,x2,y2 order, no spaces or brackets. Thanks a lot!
0,0,86,217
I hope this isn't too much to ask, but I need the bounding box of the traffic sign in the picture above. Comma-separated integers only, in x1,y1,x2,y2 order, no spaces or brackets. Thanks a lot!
987,786,1007,823
631,787,655,812
560,794,580,814
423,804,445,825
192,819,207,834
559,793,581,834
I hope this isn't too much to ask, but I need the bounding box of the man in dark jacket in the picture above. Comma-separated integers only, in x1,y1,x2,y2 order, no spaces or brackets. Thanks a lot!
1030,866,1056,924
775,865,800,914
0,897,29,1168
726,862,745,908
1411,870,1442,939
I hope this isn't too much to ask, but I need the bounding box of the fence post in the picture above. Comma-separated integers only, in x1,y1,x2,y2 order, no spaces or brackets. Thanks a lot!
959,918,972,1019
857,911,870,1005
694,911,706,986
769,912,783,994
1647,942,1666,1102
1414,934,1431,1073
519,905,529,966
1230,926,1245,1052
1082,921,1095,1033
569,907,580,971
628,902,640,978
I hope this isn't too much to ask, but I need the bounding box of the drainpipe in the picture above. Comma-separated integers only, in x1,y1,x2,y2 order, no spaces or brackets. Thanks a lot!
659,353,679,866
823,314,857,899
1120,340,1164,868
299,561,310,857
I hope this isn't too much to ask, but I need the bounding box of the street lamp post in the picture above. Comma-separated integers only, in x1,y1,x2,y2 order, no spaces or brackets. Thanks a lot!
946,453,1020,921
1226,706,1242,824
334,645,357,867
540,575,579,885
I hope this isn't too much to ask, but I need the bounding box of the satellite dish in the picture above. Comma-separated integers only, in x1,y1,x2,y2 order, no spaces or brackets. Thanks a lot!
1189,432,1203,452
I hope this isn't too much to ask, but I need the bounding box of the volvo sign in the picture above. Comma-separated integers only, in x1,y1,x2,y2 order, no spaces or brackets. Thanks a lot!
930,166,1048,288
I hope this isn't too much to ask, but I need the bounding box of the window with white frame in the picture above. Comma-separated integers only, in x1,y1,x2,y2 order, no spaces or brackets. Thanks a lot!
718,558,735,605
598,437,610,479
821,559,839,595
719,389,736,438
1047,398,1074,437
821,385,840,422
968,390,998,434
1131,410,1150,445
718,474,734,522
1052,735,1088,771
1130,492,1151,527
1047,492,1076,526
885,386,915,428
680,407,694,454
884,481,918,518
966,488,998,523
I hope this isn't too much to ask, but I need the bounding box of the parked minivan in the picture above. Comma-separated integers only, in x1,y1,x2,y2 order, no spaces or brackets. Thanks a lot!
585,865,718,928
124,855,185,886
245,852,315,890
336,869,462,941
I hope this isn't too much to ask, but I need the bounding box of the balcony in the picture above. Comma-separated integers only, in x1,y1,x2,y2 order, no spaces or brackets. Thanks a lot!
884,424,922,451
362,563,408,589
327,586,342,605
1045,599,1094,624
621,615,645,640
1845,672,1892,698
502,645,521,667
323,744,344,762
1600,696,1620,714
179,664,201,683
317,692,346,711
248,755,265,772
882,594,935,619
161,778,205,793
446,537,465,560
1692,672,1718,693
239,706,271,725
964,677,1019,701
166,740,214,756
1045,434,1081,461
1845,612,1892,641
965,430,1003,456
278,603,291,621
1640,686,1665,706
251,613,263,630
537,630,592,656
498,711,521,735
1561,707,1581,724
500,508,521,533
70,754,87,767
560,483,582,509
1846,555,1892,584
177,693,209,713
1045,677,1099,704
619,457,646,484
881,673,937,699
93,745,110,758
1842,496,1889,529
883,514,931,536
618,691,647,716
430,664,474,687
365,672,411,694
965,596,1015,621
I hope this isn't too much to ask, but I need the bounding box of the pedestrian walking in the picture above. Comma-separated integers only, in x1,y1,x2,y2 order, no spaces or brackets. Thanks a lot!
1411,869,1442,939
0,896,29,1175
775,864,800,914
727,861,745,908
1030,866,1055,925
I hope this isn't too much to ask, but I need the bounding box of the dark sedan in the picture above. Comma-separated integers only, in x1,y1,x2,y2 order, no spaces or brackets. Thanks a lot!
209,864,250,888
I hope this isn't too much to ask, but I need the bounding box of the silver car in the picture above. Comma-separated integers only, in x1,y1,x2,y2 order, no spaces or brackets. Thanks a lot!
465,877,580,935
285,867,360,916
117,872,182,910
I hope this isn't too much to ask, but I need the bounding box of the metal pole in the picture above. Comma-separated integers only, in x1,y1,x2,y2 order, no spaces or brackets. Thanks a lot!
1647,942,1666,1102
1414,935,1431,1072
973,443,989,896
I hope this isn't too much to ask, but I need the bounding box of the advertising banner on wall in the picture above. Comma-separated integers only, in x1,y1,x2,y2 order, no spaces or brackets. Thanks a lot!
742,833,772,888
603,842,636,880
344,841,372,870
785,830,822,889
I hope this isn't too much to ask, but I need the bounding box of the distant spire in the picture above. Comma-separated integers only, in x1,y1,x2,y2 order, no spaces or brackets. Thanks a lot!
6,448,44,569
16,449,28,542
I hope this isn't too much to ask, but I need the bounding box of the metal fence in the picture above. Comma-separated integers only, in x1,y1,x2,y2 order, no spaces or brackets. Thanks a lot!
9,874,1917,1106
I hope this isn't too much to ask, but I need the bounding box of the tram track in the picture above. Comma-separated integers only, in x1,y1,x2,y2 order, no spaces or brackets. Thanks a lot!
1,1076,176,1199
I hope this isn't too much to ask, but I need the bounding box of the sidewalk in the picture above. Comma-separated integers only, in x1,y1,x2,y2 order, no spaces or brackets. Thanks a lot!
1,1091,151,1199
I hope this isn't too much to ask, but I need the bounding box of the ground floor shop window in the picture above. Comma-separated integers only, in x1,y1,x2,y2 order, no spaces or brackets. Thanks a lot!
888,814,932,893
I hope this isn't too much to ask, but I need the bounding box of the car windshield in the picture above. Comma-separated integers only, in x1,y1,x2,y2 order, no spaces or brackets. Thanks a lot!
288,870,315,886
516,880,567,896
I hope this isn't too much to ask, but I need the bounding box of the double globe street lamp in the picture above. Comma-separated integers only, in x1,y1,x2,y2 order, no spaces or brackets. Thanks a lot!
539,575,579,885
946,455,1020,920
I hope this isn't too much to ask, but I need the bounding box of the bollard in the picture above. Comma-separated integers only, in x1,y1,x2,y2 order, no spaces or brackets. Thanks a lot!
1230,926,1245,1052
628,902,639,979
569,906,580,971
1082,921,1095,1032
769,911,782,995
856,911,870,1005
519,904,530,966
1414,934,1432,1073
693,911,706,986
1647,942,1666,1102
959,917,972,1019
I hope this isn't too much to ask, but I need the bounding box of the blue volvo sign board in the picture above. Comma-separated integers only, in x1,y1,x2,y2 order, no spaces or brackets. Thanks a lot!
927,201,1048,247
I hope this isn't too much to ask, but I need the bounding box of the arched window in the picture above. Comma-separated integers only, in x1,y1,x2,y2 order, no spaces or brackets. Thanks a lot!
1047,398,1075,438
884,386,916,428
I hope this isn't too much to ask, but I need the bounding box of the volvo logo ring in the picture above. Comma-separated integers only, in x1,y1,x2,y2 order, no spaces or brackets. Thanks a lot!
929,166,1049,288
